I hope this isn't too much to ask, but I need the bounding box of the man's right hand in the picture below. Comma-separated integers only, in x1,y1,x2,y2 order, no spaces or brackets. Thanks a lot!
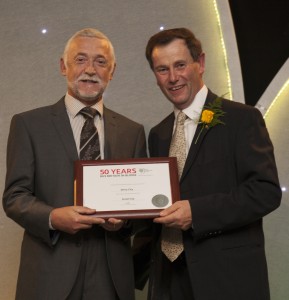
50,206,105,234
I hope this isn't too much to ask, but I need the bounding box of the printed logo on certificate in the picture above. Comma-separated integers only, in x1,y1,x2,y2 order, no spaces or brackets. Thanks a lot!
74,157,180,218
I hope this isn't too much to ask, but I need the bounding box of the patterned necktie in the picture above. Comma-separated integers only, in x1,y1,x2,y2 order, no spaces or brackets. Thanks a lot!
161,111,186,262
79,107,100,160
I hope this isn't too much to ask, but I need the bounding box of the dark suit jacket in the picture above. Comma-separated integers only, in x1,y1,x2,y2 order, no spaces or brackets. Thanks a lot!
3,97,147,300
145,90,281,300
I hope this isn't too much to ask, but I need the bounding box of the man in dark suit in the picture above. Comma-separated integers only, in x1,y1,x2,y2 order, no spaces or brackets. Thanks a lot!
3,28,146,300
141,28,281,300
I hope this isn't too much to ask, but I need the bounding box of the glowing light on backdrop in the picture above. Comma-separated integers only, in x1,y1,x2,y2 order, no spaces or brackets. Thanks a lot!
264,79,289,119
213,0,232,99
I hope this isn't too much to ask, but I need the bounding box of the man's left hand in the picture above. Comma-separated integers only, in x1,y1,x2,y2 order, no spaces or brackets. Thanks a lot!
153,200,192,230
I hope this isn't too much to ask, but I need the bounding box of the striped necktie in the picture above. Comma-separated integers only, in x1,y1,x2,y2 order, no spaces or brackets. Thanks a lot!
79,107,100,160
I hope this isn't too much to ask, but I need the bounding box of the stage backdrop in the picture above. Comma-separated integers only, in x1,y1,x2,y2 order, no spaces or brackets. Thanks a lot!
0,1,288,299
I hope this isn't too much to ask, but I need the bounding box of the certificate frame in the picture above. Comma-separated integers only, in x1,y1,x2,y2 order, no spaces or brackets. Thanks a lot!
74,157,180,219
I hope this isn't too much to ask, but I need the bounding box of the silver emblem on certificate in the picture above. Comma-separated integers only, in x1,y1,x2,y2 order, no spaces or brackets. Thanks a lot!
151,194,169,208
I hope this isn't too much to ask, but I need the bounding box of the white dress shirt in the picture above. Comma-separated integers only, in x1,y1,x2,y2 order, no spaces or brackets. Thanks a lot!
172,85,208,155
64,93,105,159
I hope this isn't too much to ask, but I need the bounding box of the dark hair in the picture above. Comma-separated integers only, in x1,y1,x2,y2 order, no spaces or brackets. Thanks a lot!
145,27,202,69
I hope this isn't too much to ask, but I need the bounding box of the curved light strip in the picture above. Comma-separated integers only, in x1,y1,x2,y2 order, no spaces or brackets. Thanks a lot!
256,58,289,118
213,0,232,99
264,79,289,119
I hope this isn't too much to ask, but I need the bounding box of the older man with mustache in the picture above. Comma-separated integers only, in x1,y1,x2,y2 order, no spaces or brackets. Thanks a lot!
3,28,147,300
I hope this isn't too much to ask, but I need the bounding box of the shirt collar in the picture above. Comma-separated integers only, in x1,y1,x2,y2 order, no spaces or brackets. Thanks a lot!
64,93,104,118
173,85,208,121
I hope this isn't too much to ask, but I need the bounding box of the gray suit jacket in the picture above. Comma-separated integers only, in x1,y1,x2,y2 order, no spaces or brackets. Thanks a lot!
3,97,147,300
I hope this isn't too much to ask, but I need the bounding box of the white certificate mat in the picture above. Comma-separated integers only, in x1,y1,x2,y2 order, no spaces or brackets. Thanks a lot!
74,157,180,218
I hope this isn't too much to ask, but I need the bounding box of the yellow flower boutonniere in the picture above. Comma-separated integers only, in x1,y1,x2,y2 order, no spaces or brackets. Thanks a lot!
194,95,226,144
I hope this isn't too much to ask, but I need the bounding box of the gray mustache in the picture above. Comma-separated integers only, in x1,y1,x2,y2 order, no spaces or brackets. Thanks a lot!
78,75,100,82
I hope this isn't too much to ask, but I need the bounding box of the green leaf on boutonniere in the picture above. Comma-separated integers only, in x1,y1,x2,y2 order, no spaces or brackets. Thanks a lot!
194,94,226,144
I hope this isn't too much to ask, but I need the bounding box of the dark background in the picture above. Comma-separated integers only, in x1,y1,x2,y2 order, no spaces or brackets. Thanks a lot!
229,0,289,106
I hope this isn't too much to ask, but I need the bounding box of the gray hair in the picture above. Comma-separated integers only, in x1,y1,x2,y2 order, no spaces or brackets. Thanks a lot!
62,28,116,68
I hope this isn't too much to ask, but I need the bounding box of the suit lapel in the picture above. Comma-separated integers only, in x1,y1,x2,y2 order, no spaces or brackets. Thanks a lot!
180,90,218,182
103,107,118,159
180,122,209,181
158,113,175,157
50,98,78,161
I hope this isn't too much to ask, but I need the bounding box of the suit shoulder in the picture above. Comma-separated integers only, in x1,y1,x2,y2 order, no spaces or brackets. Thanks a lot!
219,99,267,136
150,113,174,133
222,98,258,113
104,107,144,128
222,99,263,120
10,99,66,130
13,98,64,119
15,106,50,118
208,90,257,115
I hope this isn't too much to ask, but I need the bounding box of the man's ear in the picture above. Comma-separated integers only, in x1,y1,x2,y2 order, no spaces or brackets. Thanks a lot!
198,52,205,75
109,63,116,80
60,58,67,76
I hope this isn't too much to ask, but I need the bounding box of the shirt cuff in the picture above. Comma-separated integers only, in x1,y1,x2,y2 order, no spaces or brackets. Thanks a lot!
49,212,55,230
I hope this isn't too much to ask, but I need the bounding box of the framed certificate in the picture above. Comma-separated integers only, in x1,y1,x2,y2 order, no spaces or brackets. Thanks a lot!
74,157,180,219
